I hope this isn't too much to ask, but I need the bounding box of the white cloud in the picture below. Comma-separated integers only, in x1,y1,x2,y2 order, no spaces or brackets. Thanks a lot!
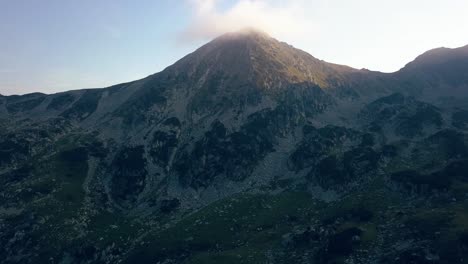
181,0,318,42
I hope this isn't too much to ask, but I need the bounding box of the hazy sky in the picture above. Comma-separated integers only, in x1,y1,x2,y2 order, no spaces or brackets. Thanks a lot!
1,0,468,95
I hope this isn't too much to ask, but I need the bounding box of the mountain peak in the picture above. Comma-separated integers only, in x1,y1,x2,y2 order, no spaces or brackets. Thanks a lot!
216,28,271,40
404,44,468,70
208,28,275,50
170,29,356,89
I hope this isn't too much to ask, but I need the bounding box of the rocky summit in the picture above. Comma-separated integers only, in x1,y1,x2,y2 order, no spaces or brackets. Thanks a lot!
1,30,468,263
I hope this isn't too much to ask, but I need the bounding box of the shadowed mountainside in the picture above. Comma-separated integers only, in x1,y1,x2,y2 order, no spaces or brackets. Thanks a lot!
1,30,468,263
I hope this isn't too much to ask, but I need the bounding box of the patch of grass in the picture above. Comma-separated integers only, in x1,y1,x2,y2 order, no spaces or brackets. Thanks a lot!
188,244,272,264
406,209,453,235
20,137,92,251
189,252,243,264
322,177,397,223
452,205,468,232
124,192,319,263
85,210,144,247
451,180,468,200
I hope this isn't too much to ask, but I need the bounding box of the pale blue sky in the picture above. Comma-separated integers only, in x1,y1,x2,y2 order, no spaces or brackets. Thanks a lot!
1,0,468,95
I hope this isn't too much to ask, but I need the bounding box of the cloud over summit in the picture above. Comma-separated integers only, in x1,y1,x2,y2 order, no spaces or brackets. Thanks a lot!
181,0,317,41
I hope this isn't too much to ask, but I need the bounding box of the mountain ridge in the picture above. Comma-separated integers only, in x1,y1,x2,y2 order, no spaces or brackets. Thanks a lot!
3,30,467,126
4,30,466,97
1,30,468,264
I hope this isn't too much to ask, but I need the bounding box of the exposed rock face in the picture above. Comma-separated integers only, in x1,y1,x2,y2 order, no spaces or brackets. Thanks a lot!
1,30,468,263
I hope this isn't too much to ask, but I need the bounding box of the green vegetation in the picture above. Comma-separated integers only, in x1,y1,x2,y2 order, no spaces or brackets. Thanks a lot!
126,192,319,263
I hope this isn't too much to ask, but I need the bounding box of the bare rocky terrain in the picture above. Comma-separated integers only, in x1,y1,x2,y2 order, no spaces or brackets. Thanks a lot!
1,30,468,263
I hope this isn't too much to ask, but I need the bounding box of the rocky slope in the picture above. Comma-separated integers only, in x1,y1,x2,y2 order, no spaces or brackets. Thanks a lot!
1,30,468,263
